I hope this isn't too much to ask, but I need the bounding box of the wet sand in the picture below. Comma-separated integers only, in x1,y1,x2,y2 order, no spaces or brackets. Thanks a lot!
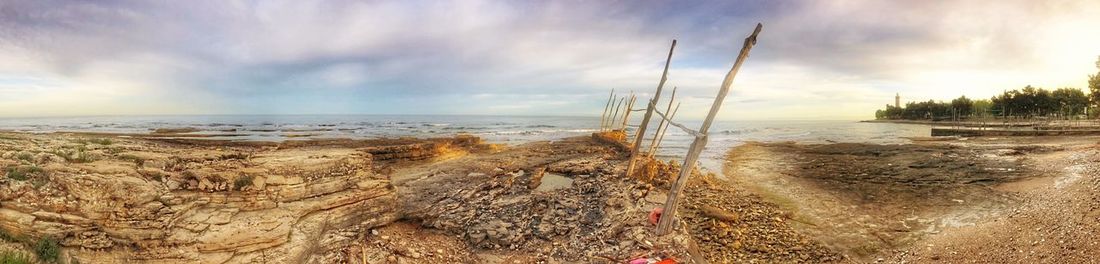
722,136,1100,262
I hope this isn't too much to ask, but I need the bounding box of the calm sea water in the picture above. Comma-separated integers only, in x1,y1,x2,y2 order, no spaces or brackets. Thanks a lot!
0,115,930,172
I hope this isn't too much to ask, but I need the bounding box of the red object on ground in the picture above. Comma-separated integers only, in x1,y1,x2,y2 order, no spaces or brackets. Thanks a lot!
648,207,664,225
655,258,677,264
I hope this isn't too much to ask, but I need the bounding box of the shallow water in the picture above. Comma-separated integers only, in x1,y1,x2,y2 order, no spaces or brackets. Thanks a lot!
0,115,930,172
536,173,574,192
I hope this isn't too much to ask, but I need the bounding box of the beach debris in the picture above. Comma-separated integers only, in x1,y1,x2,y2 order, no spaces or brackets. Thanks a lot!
657,23,764,235
649,207,664,225
630,257,678,264
621,92,638,130
610,96,626,130
648,88,680,158
600,88,615,132
626,39,677,178
700,205,739,222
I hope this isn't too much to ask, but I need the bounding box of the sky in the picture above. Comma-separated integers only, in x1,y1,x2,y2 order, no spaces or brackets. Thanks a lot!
1,0,1099,120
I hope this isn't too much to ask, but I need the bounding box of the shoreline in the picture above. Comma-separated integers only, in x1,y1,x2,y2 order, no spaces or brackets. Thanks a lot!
7,130,1095,262
863,119,1100,136
721,135,1100,262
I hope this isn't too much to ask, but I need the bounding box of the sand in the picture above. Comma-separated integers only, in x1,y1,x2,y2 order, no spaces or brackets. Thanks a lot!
721,135,1100,262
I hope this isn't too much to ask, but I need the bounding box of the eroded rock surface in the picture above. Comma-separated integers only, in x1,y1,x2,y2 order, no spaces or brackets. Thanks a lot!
0,133,480,263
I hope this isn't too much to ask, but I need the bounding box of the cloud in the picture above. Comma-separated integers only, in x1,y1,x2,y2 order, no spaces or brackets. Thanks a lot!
0,0,1098,119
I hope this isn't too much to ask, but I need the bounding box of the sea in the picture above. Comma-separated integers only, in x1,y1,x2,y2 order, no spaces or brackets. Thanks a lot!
0,115,931,172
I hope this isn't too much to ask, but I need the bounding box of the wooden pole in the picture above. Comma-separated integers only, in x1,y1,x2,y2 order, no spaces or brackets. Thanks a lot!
625,40,677,177
647,87,678,154
657,23,762,235
621,93,637,131
610,96,625,130
649,102,680,158
600,89,614,131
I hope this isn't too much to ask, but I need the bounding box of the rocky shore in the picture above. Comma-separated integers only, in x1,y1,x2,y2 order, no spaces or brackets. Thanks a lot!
0,132,491,263
4,130,1096,263
723,136,1100,262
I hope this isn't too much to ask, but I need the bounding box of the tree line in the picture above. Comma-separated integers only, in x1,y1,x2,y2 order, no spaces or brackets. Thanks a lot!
876,56,1100,120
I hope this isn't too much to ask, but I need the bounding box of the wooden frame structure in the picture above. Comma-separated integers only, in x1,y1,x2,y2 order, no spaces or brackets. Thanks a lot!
600,23,763,235
655,23,762,234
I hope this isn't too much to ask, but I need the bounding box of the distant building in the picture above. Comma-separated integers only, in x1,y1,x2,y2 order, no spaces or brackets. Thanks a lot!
895,93,900,108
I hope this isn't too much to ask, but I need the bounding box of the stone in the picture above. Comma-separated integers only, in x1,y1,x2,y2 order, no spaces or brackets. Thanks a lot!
0,134,408,263
253,176,267,190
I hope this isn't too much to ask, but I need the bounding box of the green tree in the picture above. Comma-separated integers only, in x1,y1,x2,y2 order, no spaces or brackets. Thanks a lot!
972,99,992,117
1090,56,1100,108
950,96,973,117
1051,87,1088,117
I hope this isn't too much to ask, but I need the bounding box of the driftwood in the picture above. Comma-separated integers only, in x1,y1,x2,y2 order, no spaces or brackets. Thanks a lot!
649,102,680,158
700,205,739,222
657,23,762,235
620,94,637,130
647,87,677,155
599,89,614,131
653,107,702,137
625,40,677,177
610,96,625,130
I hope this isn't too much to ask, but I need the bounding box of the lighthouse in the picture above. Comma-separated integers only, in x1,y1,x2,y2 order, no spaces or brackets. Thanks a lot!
895,93,900,108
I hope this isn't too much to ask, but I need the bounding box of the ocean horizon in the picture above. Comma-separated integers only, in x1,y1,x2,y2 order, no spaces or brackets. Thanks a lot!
0,114,929,172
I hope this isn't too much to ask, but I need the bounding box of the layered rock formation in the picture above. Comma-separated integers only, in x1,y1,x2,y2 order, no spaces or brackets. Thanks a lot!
0,133,482,263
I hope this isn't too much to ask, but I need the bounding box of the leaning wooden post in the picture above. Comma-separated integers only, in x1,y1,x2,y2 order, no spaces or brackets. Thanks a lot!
656,23,762,235
610,96,625,130
647,87,678,154
621,94,638,131
649,102,680,158
625,40,677,177
599,89,615,131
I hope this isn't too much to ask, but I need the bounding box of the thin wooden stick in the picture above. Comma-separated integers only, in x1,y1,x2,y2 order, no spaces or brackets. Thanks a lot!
657,23,762,235
600,89,615,131
653,106,701,137
625,40,677,177
649,102,680,158
610,96,625,130
648,87,677,154
621,94,637,131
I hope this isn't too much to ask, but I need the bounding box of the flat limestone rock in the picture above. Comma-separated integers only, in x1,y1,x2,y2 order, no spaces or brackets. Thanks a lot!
0,132,434,263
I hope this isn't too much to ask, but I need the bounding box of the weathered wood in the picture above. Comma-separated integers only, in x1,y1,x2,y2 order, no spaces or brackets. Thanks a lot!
621,94,637,130
610,96,625,129
653,106,701,137
647,87,677,154
657,23,762,235
599,89,615,131
625,40,677,177
649,102,680,158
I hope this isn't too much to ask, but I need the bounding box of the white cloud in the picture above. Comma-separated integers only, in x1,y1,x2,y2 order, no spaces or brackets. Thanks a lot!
0,0,1097,120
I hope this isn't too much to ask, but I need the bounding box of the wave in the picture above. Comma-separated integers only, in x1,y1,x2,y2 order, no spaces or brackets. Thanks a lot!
717,128,761,135
771,131,813,139
486,128,596,136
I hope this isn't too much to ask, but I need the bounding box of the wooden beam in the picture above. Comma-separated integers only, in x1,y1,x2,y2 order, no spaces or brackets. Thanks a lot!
625,40,677,177
657,23,762,235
